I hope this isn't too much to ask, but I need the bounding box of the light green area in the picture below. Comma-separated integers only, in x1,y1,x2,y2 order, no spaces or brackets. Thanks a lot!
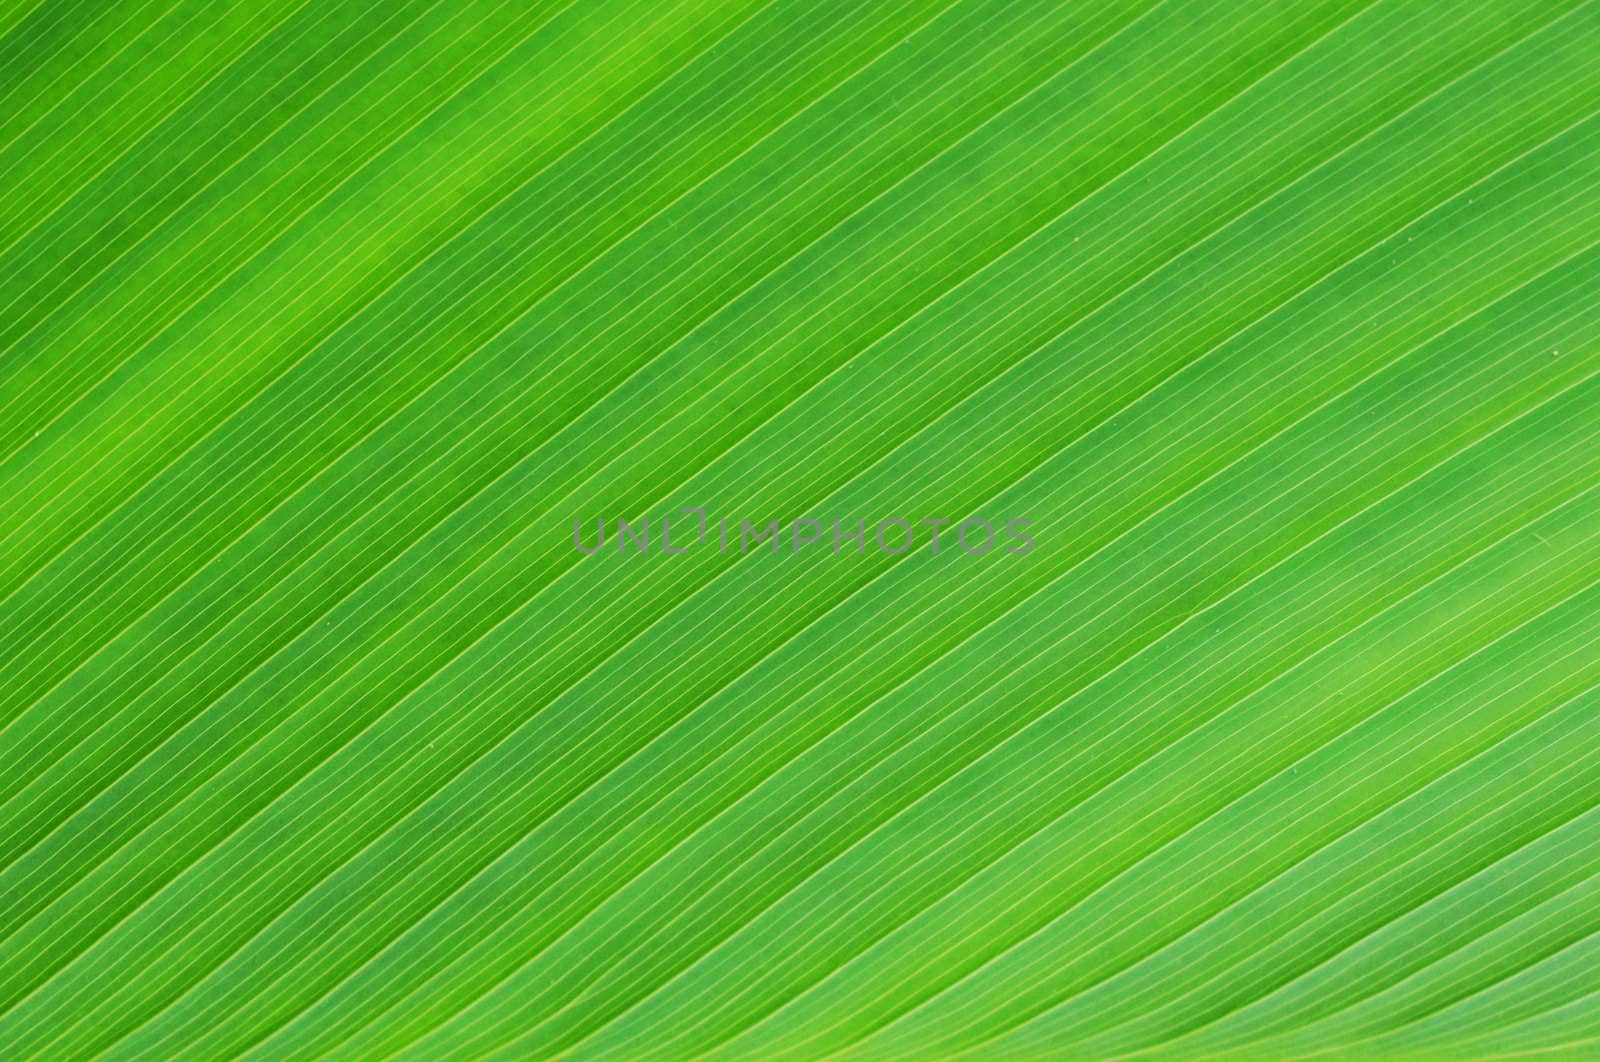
0,0,1598,1057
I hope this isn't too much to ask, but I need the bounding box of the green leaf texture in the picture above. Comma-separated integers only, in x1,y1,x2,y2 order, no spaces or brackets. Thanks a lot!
2,0,1599,1057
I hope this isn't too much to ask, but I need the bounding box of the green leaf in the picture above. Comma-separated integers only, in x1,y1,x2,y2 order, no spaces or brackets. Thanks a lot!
1,0,1597,1057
